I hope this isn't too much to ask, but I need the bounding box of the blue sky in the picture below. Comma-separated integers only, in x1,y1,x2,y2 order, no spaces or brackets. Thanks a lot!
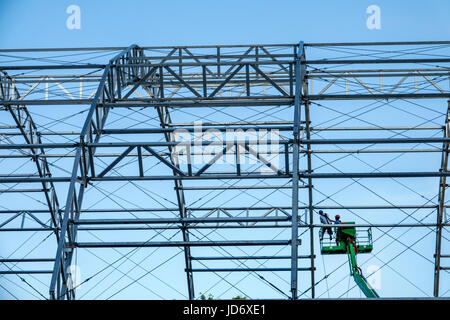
0,0,449,300
1,0,450,48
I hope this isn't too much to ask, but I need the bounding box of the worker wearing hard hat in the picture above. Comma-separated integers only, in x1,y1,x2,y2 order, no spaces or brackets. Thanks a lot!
334,215,342,245
318,210,334,241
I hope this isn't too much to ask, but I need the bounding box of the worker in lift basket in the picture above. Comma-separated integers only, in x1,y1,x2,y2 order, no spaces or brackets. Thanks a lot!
318,210,334,241
334,215,342,245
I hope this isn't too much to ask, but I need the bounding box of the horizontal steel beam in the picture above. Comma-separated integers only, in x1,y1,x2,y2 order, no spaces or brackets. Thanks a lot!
102,125,293,134
306,58,450,64
73,240,291,248
0,64,105,70
317,223,449,228
4,137,450,151
0,139,289,150
310,126,443,131
0,149,442,160
180,185,299,190
2,41,448,53
1,98,294,107
0,204,440,215
0,44,295,53
0,258,54,263
302,138,450,145
305,40,450,47
73,216,291,225
117,60,293,67
2,222,448,233
0,177,72,183
303,172,450,179
5,94,448,106
0,188,49,193
312,205,438,209
312,149,442,154
0,125,443,137
191,255,314,260
0,228,55,232
308,93,450,100
0,270,52,274
309,72,449,78
0,174,291,183
189,268,314,272
75,225,294,231
76,223,449,230
2,171,450,184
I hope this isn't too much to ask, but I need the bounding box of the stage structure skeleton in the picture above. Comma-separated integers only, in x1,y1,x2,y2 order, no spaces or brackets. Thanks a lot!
0,41,449,300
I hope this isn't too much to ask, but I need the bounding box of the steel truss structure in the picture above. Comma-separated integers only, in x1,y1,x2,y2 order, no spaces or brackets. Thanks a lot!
0,41,449,300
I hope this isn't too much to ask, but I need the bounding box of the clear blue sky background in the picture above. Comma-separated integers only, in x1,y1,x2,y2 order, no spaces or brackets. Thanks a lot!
0,0,449,300
1,0,449,48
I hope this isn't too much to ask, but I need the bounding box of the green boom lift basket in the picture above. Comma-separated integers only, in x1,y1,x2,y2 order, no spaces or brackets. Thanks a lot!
319,222,373,254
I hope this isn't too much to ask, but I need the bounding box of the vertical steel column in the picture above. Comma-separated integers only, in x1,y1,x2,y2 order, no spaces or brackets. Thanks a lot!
291,42,305,300
176,180,195,300
59,174,87,299
304,99,315,298
49,148,81,299
142,80,195,299
434,99,450,297
160,107,195,299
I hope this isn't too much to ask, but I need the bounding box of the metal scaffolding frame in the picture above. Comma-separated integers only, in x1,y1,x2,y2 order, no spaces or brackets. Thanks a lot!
0,41,449,300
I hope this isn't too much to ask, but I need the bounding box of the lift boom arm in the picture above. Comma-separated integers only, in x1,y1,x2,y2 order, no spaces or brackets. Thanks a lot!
346,241,379,298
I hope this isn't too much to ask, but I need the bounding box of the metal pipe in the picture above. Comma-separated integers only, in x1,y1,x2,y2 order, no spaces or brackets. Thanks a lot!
5,136,450,151
190,268,314,272
305,40,450,47
0,259,54,263
191,255,314,260
4,171,450,183
306,58,450,64
73,240,291,248
2,222,448,233
73,216,291,225
0,204,439,215
308,93,450,100
0,270,53,274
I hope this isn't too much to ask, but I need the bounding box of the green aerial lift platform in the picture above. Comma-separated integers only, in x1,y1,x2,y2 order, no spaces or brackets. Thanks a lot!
320,222,379,298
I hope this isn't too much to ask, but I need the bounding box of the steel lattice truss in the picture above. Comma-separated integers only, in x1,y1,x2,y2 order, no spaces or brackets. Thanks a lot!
0,41,449,300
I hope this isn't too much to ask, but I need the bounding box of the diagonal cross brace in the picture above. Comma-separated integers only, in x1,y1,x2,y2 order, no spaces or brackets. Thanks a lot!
143,145,185,176
195,144,232,176
251,64,289,96
97,146,135,178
